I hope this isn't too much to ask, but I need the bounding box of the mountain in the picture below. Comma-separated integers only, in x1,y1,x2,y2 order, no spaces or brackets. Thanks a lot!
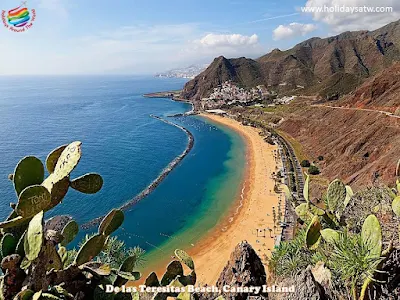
181,20,400,102
155,64,208,79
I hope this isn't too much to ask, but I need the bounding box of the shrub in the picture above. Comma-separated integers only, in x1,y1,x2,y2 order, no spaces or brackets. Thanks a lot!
309,165,320,175
300,160,311,167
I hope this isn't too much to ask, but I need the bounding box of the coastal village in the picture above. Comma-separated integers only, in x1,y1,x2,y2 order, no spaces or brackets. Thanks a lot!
200,81,296,110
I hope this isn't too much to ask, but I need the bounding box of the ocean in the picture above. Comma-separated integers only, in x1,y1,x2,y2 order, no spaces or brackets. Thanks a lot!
0,76,245,267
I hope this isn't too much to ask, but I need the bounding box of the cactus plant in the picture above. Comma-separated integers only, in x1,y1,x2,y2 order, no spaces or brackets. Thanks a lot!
160,261,184,286
145,272,160,287
1,233,18,258
306,216,322,250
174,249,195,270
45,144,67,174
99,209,124,236
392,196,400,217
70,173,103,194
52,141,82,182
326,179,347,213
24,211,44,261
74,234,106,266
303,173,310,203
60,220,79,246
13,156,45,196
361,214,382,258
320,228,340,245
16,185,52,218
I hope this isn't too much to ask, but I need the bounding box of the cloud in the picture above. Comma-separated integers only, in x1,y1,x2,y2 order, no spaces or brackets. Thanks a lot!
197,33,259,47
38,0,69,19
0,24,264,75
273,23,317,40
303,0,400,32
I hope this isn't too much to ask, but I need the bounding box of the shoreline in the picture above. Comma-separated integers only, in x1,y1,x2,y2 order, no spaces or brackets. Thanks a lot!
139,113,282,285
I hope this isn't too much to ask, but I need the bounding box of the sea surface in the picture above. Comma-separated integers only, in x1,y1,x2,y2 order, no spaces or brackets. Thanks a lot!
0,76,245,266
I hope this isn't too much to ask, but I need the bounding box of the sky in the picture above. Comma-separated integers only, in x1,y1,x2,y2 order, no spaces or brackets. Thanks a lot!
0,0,399,75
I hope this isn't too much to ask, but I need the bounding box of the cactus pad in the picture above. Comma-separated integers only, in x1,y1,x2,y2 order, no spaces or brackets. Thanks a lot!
42,175,70,209
306,216,322,250
343,185,354,209
70,173,103,194
303,173,310,203
42,242,63,271
74,234,106,266
46,144,68,174
81,262,112,276
160,260,184,286
61,220,79,246
174,249,195,270
13,156,45,196
392,196,400,217
326,180,346,213
16,231,26,256
0,216,28,229
58,246,67,266
320,229,340,245
115,271,141,281
99,209,124,236
295,203,314,223
14,289,35,300
1,233,17,257
145,272,160,287
53,141,82,182
16,185,52,218
24,211,44,261
178,270,196,286
361,214,382,258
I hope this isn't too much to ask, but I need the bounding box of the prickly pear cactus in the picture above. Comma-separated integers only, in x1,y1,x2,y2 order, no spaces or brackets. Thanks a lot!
99,209,124,236
160,260,184,286
52,141,82,182
70,173,103,194
1,233,17,257
174,249,195,270
320,229,340,245
361,214,382,258
114,255,139,286
24,211,44,261
392,196,400,217
13,156,45,196
45,144,67,174
306,216,322,250
16,185,51,218
303,173,310,203
42,175,70,209
326,179,346,213
60,220,79,246
74,234,106,266
145,272,160,287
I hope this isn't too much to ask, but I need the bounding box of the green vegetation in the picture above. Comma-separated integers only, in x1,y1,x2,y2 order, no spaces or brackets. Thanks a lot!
300,160,311,168
270,161,400,300
308,165,320,175
0,142,210,300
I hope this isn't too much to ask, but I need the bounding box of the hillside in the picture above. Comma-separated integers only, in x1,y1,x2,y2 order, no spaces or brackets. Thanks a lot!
337,62,400,113
181,19,400,102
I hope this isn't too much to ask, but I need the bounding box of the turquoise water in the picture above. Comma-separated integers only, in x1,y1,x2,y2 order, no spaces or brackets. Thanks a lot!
0,76,245,263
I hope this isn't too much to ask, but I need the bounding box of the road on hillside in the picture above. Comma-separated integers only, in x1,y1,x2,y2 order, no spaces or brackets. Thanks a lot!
311,104,400,119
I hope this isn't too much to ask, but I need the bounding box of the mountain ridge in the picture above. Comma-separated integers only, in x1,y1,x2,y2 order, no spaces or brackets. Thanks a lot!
181,19,400,103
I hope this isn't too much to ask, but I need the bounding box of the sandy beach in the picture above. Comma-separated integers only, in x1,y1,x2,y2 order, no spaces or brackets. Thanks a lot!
186,113,282,284
135,113,283,286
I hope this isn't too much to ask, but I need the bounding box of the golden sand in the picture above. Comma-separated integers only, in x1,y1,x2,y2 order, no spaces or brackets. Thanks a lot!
186,113,283,285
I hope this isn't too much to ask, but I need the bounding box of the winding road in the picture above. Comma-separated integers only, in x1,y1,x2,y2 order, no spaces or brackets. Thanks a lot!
311,104,400,119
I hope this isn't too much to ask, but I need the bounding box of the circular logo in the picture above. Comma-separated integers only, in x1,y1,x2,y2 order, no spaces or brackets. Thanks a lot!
2,2,36,32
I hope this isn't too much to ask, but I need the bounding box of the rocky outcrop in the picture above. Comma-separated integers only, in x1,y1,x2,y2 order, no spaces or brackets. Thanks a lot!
270,267,330,300
214,241,268,300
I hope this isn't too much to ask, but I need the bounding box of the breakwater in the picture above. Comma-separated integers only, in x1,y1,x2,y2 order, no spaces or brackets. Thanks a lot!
81,115,195,230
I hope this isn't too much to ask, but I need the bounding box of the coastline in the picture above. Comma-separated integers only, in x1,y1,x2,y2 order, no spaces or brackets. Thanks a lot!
139,113,282,285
